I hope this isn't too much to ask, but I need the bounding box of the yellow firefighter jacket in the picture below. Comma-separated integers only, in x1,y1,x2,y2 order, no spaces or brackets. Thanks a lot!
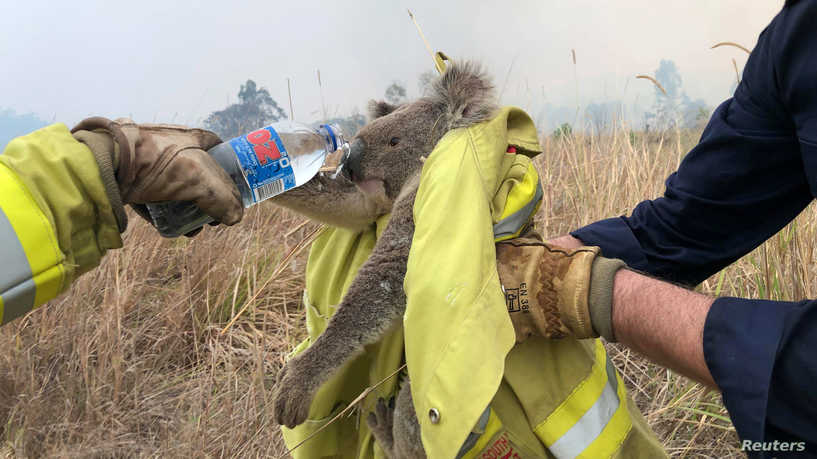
0,124,122,325
281,107,666,458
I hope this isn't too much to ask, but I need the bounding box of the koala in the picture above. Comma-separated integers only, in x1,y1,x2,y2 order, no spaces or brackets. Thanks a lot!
271,61,498,458
367,379,426,459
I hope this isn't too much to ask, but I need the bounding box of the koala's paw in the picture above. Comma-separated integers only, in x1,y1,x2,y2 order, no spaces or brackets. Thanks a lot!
273,362,315,428
367,397,396,455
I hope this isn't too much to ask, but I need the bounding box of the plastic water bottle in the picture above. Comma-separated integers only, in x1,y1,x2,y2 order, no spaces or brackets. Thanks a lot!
146,121,349,237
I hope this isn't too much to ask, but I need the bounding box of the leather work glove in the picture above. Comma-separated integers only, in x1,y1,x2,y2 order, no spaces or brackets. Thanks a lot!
495,231,625,342
71,117,243,235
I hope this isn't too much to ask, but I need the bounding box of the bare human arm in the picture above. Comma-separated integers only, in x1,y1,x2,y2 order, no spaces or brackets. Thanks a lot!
549,234,716,388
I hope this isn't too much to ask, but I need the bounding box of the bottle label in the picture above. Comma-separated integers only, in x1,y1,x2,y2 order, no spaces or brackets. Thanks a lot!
229,126,296,203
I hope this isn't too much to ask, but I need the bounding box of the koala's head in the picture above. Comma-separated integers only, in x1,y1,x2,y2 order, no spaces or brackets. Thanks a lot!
345,61,497,203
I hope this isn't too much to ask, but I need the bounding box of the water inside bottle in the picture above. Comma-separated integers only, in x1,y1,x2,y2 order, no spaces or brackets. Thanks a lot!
273,122,348,187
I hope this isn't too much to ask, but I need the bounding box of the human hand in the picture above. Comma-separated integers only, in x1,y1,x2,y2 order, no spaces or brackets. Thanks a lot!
72,117,243,232
496,231,624,341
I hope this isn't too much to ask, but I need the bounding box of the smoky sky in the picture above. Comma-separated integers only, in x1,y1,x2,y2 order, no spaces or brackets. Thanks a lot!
0,0,782,129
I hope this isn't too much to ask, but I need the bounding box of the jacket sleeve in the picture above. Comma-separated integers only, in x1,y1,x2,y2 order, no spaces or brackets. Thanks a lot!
571,71,810,286
0,123,122,325
572,2,817,449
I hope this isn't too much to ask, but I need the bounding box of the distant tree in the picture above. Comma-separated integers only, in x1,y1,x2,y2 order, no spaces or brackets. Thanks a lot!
417,71,436,96
0,108,48,151
552,122,573,139
628,130,639,146
683,98,710,129
535,103,574,134
384,82,407,105
645,60,684,130
645,60,709,131
585,101,623,134
205,80,286,139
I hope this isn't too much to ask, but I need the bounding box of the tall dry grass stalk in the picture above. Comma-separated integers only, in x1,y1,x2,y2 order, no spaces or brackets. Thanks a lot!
711,42,752,55
3,123,814,457
636,74,668,96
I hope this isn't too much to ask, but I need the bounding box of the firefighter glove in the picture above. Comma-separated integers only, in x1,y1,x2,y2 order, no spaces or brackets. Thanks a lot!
496,232,625,341
71,117,243,233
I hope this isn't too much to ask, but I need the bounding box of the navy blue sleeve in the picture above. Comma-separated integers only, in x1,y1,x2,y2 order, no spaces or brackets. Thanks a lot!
573,54,811,286
705,297,817,454
571,2,817,453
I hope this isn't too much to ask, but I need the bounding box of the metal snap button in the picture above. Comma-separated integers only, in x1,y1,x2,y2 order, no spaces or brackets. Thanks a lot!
429,408,441,424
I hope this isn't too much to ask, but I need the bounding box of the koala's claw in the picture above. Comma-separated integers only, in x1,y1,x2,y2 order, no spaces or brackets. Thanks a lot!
272,363,314,428
367,397,396,454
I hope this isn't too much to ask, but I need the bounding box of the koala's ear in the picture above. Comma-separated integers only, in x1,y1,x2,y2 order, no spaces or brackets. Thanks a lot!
430,61,498,130
367,100,400,120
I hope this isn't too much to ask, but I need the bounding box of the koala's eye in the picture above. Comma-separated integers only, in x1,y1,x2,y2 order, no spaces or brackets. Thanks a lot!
389,137,400,147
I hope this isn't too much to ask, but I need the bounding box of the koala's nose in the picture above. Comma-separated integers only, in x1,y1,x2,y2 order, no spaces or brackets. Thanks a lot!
345,138,366,181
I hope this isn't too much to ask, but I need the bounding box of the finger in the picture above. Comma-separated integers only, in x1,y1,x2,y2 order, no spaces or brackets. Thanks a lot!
195,163,244,225
190,128,222,151
169,150,243,225
139,148,243,225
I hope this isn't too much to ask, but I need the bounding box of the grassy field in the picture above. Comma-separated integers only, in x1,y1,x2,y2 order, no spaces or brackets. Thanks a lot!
2,124,812,457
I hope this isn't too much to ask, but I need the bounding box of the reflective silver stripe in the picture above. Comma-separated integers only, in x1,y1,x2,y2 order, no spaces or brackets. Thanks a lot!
456,406,492,458
2,278,36,324
548,356,621,459
492,180,544,239
0,207,36,324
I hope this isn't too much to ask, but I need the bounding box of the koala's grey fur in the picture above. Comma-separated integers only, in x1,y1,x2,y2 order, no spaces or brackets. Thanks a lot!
367,380,426,459
271,61,498,458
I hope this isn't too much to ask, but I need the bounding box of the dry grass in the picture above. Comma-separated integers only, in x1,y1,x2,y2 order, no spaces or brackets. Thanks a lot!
0,208,313,457
3,124,814,457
